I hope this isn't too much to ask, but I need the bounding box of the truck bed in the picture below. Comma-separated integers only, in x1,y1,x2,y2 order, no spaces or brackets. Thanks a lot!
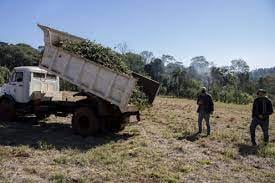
38,24,159,113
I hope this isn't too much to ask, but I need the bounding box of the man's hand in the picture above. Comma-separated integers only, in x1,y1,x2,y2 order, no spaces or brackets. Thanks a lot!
259,115,263,119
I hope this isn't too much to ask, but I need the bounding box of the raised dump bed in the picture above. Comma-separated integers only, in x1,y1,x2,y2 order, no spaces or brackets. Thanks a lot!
38,24,141,113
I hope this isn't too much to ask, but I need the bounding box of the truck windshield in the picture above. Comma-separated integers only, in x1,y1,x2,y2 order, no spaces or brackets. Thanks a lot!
33,72,56,80
11,72,23,82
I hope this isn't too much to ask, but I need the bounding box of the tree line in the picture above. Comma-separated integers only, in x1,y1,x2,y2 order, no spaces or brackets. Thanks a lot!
0,42,274,105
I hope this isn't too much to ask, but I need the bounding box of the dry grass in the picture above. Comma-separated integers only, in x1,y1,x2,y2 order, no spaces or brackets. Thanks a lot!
0,97,274,182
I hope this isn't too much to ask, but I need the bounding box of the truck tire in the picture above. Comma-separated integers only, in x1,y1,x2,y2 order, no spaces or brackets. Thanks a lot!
72,107,99,136
0,99,16,122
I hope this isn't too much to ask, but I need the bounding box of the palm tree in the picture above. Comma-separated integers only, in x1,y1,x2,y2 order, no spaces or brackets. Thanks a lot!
172,68,186,97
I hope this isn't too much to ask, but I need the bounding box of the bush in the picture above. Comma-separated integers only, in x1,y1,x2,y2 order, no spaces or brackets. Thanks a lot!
0,66,10,85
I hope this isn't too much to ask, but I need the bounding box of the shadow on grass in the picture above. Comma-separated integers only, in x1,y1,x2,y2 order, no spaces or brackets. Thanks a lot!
0,117,135,151
177,132,207,142
237,143,258,156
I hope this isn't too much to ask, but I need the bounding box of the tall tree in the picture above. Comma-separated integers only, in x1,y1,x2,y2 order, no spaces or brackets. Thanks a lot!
122,52,145,74
230,59,249,73
145,58,165,82
161,54,176,64
171,68,186,96
190,56,210,76
115,42,128,54
140,51,154,64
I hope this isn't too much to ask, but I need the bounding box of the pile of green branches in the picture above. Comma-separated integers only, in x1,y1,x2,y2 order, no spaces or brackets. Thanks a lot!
129,86,149,109
58,40,130,75
57,40,149,109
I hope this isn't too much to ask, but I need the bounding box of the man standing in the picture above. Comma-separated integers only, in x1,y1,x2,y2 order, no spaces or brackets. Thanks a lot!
250,89,273,146
197,87,214,135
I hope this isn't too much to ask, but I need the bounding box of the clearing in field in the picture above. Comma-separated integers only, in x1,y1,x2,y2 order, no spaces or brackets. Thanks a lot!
0,97,274,182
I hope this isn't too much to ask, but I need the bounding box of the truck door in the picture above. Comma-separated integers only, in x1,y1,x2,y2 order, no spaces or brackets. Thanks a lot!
10,71,25,103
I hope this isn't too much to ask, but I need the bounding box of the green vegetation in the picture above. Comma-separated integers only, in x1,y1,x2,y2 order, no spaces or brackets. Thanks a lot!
1,41,274,105
258,74,275,105
0,42,41,70
49,174,73,183
258,144,275,158
36,141,55,150
0,66,10,85
129,86,149,109
0,42,41,86
59,40,130,75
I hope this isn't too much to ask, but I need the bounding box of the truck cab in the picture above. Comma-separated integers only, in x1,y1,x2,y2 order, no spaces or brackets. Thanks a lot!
0,66,61,104
0,66,62,121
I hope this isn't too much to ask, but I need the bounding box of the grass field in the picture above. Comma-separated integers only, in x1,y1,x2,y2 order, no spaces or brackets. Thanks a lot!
0,97,274,182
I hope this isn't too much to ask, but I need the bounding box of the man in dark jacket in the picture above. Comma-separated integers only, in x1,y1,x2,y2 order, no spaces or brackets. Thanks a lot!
197,87,214,135
250,89,273,146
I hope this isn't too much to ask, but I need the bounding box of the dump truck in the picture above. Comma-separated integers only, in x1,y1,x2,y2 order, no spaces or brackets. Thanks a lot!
0,24,160,136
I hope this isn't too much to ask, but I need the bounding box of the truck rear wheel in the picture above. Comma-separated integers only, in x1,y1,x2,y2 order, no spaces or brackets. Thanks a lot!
72,107,99,136
0,99,16,122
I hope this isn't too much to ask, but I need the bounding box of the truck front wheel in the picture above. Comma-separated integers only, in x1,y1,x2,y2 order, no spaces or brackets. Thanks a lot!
0,99,16,122
72,107,99,136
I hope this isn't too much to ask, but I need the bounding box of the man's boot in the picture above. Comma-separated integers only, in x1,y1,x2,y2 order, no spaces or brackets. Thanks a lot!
207,128,210,136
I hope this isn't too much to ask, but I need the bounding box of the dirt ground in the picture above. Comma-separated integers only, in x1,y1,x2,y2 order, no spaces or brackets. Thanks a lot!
0,97,274,182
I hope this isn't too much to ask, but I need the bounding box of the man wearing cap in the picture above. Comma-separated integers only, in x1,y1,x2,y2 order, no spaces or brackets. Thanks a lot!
250,89,273,146
197,87,214,135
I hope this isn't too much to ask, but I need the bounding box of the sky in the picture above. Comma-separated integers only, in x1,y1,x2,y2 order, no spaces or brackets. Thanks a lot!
0,0,275,69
